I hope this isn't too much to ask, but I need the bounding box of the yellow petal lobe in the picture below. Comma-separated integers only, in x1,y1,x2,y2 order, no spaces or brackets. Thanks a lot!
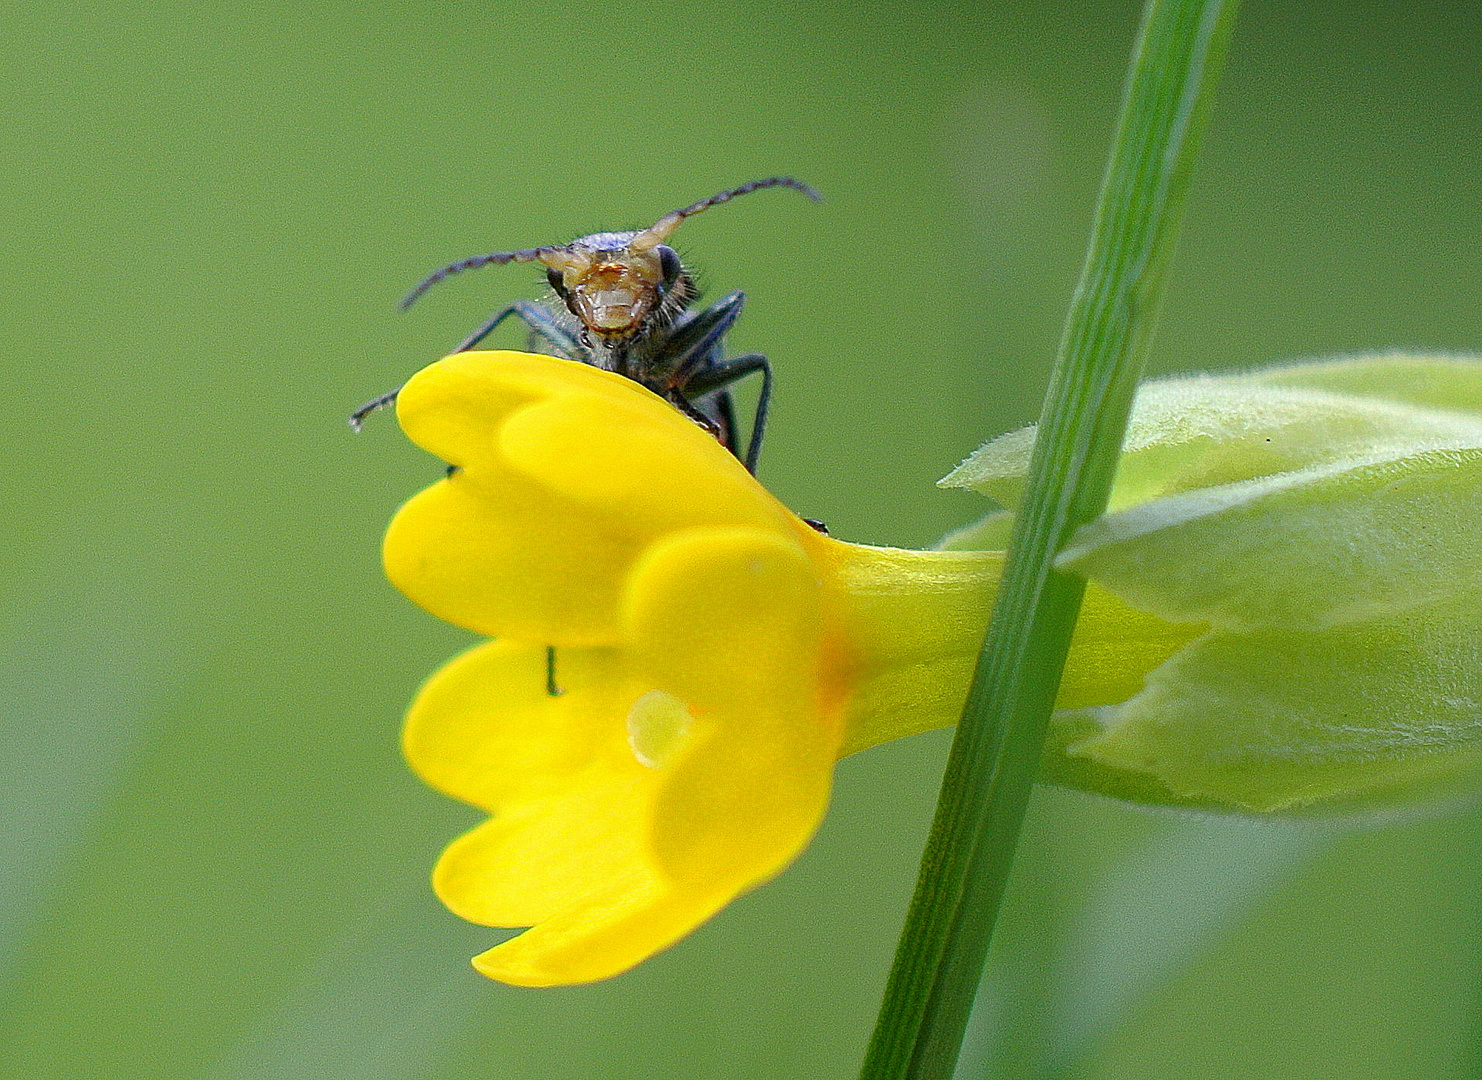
406,640,655,925
622,526,835,889
385,351,799,645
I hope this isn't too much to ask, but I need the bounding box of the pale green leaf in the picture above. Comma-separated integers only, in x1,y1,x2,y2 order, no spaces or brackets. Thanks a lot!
1061,597,1482,812
940,357,1482,514
1249,351,1482,415
1058,445,1482,629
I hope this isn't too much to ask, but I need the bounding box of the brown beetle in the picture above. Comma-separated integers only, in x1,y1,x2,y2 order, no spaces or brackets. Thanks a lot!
352,177,820,473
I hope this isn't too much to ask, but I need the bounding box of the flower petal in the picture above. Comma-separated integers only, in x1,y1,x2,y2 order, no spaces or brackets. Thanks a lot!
405,640,661,925
432,796,651,928
403,519,844,985
384,474,638,644
404,639,644,811
390,349,555,466
386,351,805,644
470,873,733,987
497,382,788,537
621,526,837,890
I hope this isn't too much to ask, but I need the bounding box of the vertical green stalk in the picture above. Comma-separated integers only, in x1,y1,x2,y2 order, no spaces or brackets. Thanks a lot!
857,2,1238,1078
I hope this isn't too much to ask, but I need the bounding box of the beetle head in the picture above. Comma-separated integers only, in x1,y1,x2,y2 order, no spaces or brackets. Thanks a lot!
398,177,820,326
538,234,684,341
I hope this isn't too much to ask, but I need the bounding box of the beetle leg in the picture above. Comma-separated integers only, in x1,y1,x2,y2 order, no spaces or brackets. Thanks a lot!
666,390,727,441
704,389,741,459
348,386,402,432
455,301,582,357
351,303,584,431
662,291,745,385
682,353,772,474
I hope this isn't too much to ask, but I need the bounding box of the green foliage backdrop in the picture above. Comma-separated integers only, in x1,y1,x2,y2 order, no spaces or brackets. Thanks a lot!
4,1,1481,1077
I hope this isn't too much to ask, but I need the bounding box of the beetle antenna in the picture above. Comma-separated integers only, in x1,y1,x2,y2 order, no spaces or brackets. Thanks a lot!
674,176,823,219
399,246,559,309
630,177,821,251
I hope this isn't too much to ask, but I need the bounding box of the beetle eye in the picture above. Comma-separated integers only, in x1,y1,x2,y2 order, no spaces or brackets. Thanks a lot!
546,268,565,294
657,245,682,286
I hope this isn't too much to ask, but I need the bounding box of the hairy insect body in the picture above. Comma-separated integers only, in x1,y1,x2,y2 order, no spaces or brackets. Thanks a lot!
354,177,820,474
527,230,744,444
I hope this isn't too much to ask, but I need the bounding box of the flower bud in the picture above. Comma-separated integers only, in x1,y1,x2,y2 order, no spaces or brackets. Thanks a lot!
943,353,1482,816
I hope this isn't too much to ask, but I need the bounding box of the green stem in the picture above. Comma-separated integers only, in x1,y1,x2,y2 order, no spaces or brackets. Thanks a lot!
856,2,1239,1078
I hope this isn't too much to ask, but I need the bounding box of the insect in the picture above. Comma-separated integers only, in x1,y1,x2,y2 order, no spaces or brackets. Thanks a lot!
351,176,821,473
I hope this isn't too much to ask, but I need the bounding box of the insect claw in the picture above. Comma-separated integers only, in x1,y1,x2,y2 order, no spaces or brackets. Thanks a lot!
349,387,401,432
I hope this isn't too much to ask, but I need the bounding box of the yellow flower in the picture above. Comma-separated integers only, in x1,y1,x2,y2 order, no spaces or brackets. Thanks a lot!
385,351,1184,986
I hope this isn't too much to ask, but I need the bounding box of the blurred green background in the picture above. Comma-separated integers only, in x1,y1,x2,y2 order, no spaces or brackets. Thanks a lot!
5,0,1482,1077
